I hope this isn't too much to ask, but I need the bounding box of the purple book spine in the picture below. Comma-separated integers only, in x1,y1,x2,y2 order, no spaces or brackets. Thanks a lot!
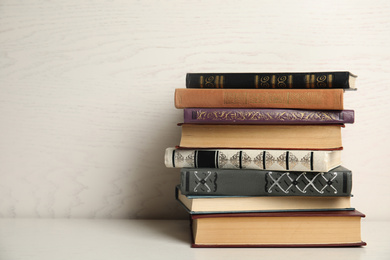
183,108,354,124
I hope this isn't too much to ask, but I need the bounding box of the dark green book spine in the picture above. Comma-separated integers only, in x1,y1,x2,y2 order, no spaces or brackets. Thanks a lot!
186,72,356,89
180,166,352,196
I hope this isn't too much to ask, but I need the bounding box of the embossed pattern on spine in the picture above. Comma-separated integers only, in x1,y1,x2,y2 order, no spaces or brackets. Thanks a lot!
186,72,355,89
180,167,351,196
167,148,337,172
184,109,354,124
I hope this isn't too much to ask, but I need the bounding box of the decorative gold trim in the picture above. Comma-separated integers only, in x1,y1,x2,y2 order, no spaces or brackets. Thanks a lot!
200,76,204,88
205,76,214,88
215,76,220,88
220,75,224,88
271,75,276,88
305,75,310,88
328,74,333,88
288,75,293,88
311,74,315,88
255,75,259,88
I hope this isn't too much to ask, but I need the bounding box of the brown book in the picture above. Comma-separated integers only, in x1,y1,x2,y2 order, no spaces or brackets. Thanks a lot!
191,210,366,247
175,89,344,110
179,124,343,149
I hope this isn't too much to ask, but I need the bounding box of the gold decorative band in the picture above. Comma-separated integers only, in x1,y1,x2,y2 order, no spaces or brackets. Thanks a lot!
271,75,276,88
288,75,293,88
328,74,333,88
305,75,310,88
311,75,315,88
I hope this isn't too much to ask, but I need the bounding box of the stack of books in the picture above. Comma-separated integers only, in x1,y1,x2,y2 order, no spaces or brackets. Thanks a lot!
165,72,366,248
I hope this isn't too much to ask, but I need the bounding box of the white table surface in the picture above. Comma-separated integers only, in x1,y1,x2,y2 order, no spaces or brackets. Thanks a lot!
0,219,388,260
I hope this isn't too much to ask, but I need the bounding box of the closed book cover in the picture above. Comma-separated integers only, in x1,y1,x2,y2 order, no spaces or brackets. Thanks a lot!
176,187,353,214
186,72,356,89
175,89,344,110
180,166,352,196
184,108,354,124
179,124,343,150
165,148,341,172
191,210,366,247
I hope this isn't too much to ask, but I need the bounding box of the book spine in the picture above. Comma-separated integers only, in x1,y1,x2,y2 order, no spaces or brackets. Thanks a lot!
180,167,352,196
175,89,344,110
186,72,355,89
179,124,343,150
166,148,339,172
184,109,354,124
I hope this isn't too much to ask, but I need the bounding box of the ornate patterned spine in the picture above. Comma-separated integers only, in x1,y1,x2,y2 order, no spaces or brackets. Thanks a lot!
186,72,356,89
165,148,341,172
180,166,352,196
183,109,354,124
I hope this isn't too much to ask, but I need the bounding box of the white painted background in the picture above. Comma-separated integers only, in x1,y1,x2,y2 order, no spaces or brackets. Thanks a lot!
0,0,389,220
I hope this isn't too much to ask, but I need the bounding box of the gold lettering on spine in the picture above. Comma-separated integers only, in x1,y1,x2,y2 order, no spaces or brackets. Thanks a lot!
328,74,333,88
200,76,204,88
255,75,259,88
271,75,276,88
288,75,293,88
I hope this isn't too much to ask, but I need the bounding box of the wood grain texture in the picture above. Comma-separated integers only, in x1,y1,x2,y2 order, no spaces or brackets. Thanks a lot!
0,0,389,219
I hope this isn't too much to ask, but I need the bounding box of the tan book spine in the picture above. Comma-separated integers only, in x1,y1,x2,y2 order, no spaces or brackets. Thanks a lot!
179,124,342,149
175,89,344,110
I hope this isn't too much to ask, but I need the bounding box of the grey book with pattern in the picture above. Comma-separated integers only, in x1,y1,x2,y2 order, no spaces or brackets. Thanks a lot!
180,166,352,196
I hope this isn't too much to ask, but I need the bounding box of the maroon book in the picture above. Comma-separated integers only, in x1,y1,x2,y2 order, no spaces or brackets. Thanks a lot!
184,108,354,124
190,210,366,248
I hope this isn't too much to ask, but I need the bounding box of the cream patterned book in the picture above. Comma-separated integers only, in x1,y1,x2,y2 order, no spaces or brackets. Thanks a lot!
164,148,341,172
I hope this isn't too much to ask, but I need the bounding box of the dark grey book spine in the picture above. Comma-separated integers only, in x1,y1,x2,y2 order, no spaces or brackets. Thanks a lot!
186,72,356,89
180,166,352,196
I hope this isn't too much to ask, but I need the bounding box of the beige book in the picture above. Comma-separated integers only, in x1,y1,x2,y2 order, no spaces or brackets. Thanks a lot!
179,124,343,149
165,148,341,172
177,189,351,214
191,210,366,247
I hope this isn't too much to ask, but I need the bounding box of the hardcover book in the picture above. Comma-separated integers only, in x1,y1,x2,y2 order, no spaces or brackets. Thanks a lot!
179,124,343,150
186,72,357,89
175,89,344,110
190,210,366,247
180,166,352,196
183,108,354,124
165,148,342,172
176,187,352,214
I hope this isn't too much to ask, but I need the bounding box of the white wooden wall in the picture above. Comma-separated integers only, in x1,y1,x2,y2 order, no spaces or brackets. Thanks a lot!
1,0,389,220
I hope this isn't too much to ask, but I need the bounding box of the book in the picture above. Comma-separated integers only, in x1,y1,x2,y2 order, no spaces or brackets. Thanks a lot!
176,187,352,214
186,72,357,89
183,108,355,124
179,124,343,149
190,210,366,247
175,89,344,110
165,148,342,172
180,166,352,196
